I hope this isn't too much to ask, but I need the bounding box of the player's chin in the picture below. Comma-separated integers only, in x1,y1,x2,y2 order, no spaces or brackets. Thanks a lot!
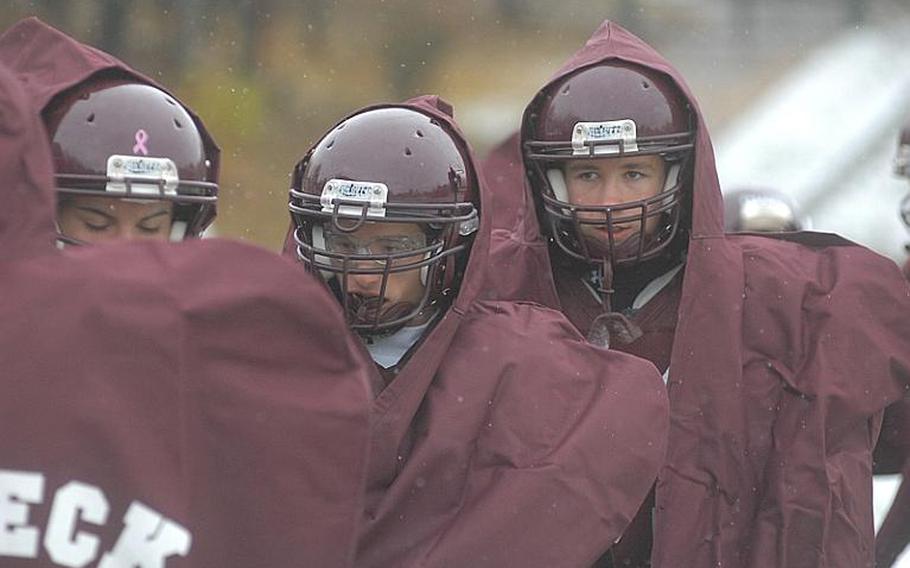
349,294,415,326
580,230,644,260
579,227,635,246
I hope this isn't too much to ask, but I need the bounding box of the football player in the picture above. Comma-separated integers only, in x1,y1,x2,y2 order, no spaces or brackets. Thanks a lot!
287,96,670,567
0,54,373,567
483,20,910,567
0,18,380,567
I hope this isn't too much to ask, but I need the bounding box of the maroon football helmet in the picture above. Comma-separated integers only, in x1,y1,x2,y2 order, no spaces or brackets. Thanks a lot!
523,61,695,267
724,187,807,233
45,77,218,242
288,106,479,334
896,121,910,229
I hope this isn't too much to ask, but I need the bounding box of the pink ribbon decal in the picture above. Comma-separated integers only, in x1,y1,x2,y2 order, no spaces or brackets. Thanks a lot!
132,129,149,155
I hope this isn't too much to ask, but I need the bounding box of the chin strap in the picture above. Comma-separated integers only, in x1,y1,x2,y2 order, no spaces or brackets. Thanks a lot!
586,258,642,348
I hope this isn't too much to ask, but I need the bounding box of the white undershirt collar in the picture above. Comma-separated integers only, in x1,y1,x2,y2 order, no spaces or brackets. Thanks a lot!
365,318,435,369
631,263,685,310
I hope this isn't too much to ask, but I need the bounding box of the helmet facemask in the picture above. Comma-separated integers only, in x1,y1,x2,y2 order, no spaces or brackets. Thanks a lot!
293,197,475,335
525,135,690,269
290,182,477,335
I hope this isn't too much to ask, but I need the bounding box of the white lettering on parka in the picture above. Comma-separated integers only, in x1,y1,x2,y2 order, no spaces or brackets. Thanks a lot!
0,469,191,567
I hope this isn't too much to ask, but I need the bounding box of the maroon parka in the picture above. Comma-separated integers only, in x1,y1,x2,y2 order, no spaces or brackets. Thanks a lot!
481,20,910,568
285,95,671,567
0,46,371,568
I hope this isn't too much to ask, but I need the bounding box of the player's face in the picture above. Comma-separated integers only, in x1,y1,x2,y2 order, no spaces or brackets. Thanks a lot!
563,154,667,246
326,221,428,315
57,196,174,243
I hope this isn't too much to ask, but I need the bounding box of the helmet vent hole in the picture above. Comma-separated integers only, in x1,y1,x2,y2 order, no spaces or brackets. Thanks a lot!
326,139,335,149
561,85,571,95
174,118,183,129
404,147,412,156
86,113,95,123
336,123,346,131
165,97,177,106
642,81,650,89
415,130,424,138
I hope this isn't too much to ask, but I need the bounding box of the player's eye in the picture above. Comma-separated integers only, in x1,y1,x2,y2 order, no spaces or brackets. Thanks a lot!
83,221,111,232
79,215,112,232
372,238,412,255
574,170,600,182
137,223,166,234
325,235,357,254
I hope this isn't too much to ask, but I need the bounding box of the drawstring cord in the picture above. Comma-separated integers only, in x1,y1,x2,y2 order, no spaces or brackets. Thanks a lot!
586,257,642,348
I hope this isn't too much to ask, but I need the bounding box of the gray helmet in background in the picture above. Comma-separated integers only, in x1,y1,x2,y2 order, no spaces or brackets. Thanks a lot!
723,187,807,233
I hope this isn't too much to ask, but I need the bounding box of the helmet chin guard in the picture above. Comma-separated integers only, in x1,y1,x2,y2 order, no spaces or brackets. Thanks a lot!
535,160,685,267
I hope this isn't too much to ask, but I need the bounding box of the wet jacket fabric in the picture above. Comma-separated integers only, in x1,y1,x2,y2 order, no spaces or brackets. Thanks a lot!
0,46,372,568
481,20,910,568
0,17,219,175
286,95,670,567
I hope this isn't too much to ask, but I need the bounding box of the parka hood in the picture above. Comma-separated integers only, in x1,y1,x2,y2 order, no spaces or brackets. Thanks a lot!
0,61,56,259
404,94,491,314
521,20,725,239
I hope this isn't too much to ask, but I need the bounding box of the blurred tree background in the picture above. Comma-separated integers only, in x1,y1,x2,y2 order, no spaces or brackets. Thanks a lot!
1,0,897,250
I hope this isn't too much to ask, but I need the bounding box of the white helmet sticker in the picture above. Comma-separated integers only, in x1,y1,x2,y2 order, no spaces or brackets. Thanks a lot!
571,119,639,156
105,155,179,196
320,179,388,218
